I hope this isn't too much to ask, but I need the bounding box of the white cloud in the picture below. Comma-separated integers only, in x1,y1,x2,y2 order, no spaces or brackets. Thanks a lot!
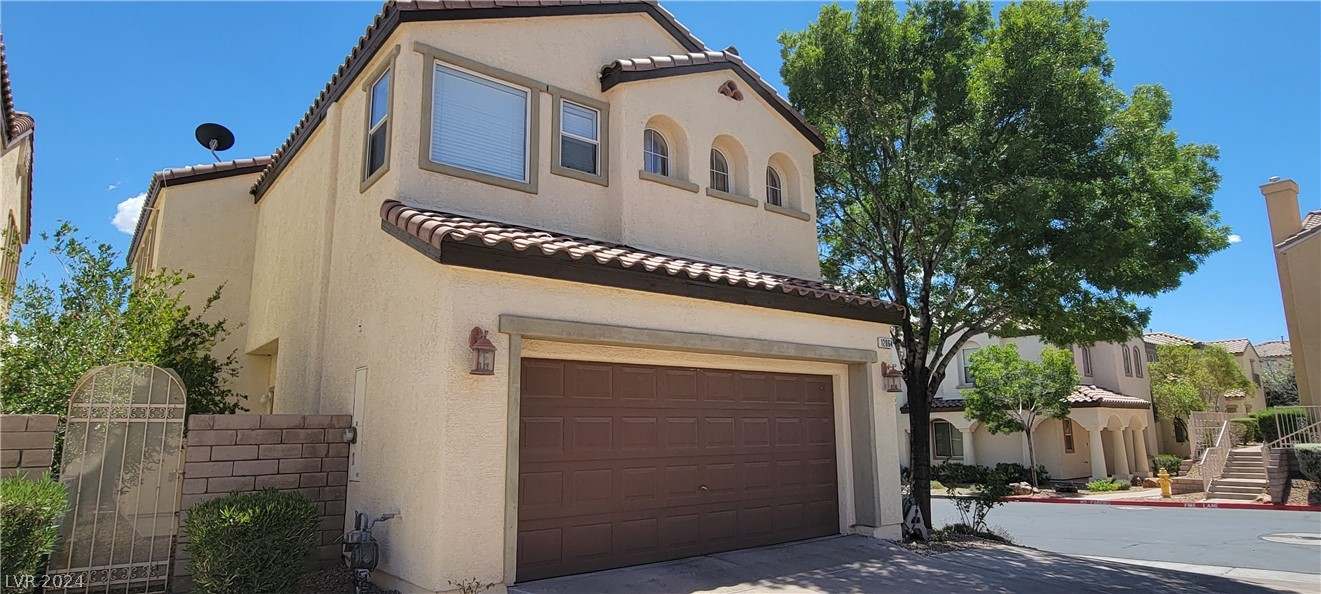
111,193,146,235
107,182,121,191
1228,234,1243,244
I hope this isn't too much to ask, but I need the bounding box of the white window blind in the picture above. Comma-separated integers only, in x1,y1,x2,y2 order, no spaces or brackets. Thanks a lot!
431,63,529,182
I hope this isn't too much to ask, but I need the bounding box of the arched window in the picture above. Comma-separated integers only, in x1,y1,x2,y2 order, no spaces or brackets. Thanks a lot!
1123,346,1132,376
932,420,963,459
709,148,730,192
1081,347,1093,376
643,129,669,176
766,166,783,206
1133,346,1144,377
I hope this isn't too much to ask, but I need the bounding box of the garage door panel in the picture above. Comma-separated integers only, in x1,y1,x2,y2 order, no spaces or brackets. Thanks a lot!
518,359,839,582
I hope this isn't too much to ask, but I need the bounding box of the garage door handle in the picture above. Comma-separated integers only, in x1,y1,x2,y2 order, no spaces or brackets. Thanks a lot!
699,485,708,491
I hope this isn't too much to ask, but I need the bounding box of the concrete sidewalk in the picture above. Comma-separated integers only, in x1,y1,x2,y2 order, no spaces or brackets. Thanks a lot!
510,535,1318,594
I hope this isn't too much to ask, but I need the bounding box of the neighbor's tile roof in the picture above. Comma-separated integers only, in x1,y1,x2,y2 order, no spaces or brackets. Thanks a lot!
1205,338,1251,355
899,397,967,413
1224,389,1247,399
381,200,902,315
1277,210,1321,250
126,157,273,265
1256,340,1291,358
250,0,707,199
602,50,824,148
1068,385,1151,409
1144,332,1197,346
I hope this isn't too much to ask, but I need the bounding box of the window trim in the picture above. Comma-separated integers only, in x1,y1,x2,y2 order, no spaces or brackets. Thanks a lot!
642,128,671,177
549,86,609,187
1123,346,1133,376
360,45,399,193
1081,347,1093,376
766,165,784,206
709,148,731,193
1133,346,1144,378
932,420,964,459
959,347,978,386
415,42,542,194
1062,419,1075,453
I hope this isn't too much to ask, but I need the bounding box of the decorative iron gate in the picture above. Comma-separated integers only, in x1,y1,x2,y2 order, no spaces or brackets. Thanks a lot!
50,363,187,593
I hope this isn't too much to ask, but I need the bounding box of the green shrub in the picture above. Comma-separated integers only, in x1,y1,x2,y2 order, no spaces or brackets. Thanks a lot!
1151,454,1183,475
1116,481,1132,491
991,462,1051,485
1086,478,1121,492
184,489,319,594
1,475,70,594
1230,417,1259,444
1251,407,1307,444
932,462,988,486
1296,444,1321,484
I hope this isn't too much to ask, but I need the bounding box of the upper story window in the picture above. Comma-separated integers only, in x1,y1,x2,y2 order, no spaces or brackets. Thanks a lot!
559,100,600,176
1081,347,1093,376
710,149,730,193
960,347,977,385
1123,346,1133,376
431,62,531,184
364,68,391,181
643,129,670,176
1133,346,1144,378
766,166,784,206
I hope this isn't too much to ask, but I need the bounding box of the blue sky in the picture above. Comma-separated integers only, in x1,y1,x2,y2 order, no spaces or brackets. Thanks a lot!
3,1,1317,345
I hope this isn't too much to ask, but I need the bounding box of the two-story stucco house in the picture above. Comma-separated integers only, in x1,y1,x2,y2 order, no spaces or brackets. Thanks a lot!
126,2,907,590
1143,332,1270,415
1,35,35,317
895,334,1158,483
1261,178,1319,406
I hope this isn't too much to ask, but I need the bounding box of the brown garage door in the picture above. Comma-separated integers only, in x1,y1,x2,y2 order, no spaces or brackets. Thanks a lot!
517,358,839,582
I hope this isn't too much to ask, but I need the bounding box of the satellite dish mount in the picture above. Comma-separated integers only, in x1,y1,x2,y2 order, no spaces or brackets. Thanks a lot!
195,123,235,162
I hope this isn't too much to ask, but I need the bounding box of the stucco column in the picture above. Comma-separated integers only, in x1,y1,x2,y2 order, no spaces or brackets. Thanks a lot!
1087,427,1107,480
1113,428,1131,478
960,428,976,466
1132,428,1151,476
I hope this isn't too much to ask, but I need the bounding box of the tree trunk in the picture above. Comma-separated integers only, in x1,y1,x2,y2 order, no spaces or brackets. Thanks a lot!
906,364,934,534
1026,429,1039,488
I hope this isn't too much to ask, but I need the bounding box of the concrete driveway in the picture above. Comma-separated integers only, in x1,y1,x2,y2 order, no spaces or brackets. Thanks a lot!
510,535,1317,594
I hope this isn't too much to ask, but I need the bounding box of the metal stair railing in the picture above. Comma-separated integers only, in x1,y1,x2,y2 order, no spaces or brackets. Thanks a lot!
1195,421,1231,494
1260,406,1321,478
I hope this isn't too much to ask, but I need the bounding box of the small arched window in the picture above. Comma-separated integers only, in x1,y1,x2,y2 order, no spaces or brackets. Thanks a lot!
1081,347,1093,376
1133,346,1144,377
766,166,784,206
709,148,730,192
643,129,669,176
1123,346,1132,376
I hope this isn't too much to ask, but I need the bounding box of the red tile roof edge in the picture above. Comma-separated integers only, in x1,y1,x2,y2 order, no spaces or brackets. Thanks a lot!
899,386,1150,413
1276,210,1321,250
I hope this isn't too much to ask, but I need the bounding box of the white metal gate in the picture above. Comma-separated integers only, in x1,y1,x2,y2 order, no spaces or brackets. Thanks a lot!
50,363,187,593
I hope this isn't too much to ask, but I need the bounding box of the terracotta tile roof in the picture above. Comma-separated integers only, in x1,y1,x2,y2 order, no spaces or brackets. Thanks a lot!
1067,385,1151,409
1277,210,1321,250
1143,331,1197,346
1256,340,1290,358
1224,389,1247,399
381,200,903,320
899,397,966,413
1205,338,1250,355
250,0,706,199
600,49,824,149
126,157,273,265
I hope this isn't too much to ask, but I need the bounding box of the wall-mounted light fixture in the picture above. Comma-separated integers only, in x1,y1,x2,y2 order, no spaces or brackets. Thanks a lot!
881,363,903,393
469,327,496,375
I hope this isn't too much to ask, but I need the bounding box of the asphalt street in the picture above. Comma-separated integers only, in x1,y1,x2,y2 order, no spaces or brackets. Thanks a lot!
931,498,1321,575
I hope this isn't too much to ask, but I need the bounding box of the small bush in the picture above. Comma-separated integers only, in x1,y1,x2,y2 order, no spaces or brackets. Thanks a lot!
932,462,988,486
1,475,70,594
1086,478,1121,492
1116,481,1132,491
1230,418,1259,444
1296,444,1321,484
1251,408,1307,444
1151,454,1182,475
991,462,1051,485
184,489,320,594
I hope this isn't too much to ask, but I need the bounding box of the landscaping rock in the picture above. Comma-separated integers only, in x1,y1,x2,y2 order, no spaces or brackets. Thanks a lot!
1141,477,1160,488
1009,482,1038,496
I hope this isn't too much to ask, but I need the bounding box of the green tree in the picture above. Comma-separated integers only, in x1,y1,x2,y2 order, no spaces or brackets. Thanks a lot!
1,225,245,420
962,344,1078,487
779,0,1228,529
1262,360,1299,407
1149,343,1253,427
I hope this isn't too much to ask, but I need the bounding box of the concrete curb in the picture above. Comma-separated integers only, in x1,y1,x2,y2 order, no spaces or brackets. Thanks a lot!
1076,555,1321,586
1003,496,1321,511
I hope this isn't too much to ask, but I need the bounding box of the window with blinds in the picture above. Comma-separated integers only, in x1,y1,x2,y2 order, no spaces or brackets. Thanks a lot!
430,62,530,183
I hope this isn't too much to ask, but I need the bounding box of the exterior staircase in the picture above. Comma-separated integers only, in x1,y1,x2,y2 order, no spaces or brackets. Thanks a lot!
1205,448,1268,501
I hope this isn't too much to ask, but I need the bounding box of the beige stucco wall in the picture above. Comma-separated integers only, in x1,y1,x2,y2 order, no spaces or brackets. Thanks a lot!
1,133,33,315
1278,235,1320,406
1225,345,1268,414
143,175,269,409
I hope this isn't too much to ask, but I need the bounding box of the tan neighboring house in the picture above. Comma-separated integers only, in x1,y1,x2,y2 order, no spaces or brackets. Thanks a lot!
895,334,1157,482
1143,332,1269,414
1261,178,1320,406
0,35,35,317
127,2,908,590
1256,339,1291,374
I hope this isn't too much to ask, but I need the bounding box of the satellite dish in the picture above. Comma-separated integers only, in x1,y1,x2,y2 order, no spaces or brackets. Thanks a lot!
195,123,235,162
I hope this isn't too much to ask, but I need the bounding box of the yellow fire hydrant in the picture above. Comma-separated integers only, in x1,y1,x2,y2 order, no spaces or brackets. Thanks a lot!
1158,468,1172,499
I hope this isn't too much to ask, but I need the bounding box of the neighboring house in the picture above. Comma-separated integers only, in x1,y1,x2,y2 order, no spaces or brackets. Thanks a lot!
895,334,1158,482
127,2,907,590
0,35,35,317
1143,332,1269,414
1261,178,1320,406
1256,339,1291,373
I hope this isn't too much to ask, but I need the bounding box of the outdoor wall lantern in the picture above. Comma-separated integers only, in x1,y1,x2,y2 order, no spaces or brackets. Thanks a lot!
881,363,903,393
469,327,497,375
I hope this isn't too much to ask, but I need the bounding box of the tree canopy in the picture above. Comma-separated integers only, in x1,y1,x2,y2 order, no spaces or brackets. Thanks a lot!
1,225,245,420
1262,361,1299,408
780,0,1228,529
1148,343,1254,420
962,344,1078,486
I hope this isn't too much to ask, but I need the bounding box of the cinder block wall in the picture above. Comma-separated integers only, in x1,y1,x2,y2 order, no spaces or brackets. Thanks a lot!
174,414,351,592
0,414,58,478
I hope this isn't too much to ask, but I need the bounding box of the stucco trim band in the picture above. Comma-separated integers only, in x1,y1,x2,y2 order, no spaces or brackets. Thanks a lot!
765,201,812,221
706,187,757,207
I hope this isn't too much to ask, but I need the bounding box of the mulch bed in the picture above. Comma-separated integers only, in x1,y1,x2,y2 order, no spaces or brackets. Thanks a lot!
299,565,400,594
1283,479,1321,506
